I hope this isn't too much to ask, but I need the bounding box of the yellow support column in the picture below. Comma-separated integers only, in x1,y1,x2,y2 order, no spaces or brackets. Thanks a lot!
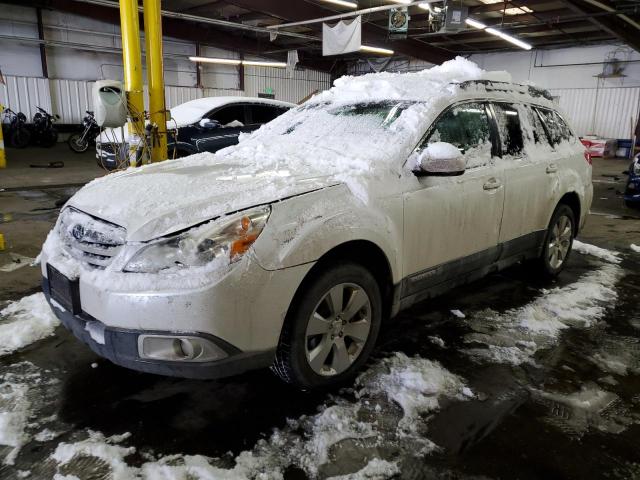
143,0,168,162
119,0,145,167
0,104,6,169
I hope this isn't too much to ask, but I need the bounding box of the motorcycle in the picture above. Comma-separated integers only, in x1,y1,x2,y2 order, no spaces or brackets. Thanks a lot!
30,106,60,147
68,110,100,153
2,108,30,148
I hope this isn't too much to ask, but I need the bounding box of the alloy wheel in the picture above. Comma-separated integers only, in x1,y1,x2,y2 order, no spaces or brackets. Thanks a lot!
304,282,372,376
548,214,573,269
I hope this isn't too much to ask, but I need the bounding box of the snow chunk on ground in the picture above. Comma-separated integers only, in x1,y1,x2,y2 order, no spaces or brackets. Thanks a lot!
0,381,30,465
631,244,640,253
0,293,60,357
52,431,136,480
356,352,470,435
326,458,399,480
573,240,621,264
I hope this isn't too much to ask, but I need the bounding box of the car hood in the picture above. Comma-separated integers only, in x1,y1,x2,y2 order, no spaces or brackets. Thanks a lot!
67,158,339,242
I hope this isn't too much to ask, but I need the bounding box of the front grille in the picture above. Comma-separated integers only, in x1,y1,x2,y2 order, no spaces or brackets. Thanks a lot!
98,142,116,154
58,208,126,269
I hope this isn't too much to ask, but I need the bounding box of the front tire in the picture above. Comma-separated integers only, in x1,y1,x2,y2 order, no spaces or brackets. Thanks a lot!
272,262,382,389
68,133,89,153
534,204,575,277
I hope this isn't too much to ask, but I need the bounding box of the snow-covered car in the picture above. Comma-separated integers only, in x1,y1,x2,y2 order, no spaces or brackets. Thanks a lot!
624,153,640,208
96,96,293,170
41,58,593,388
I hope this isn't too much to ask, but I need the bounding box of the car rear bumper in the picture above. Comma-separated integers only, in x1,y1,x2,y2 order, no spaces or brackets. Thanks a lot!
43,277,275,379
625,178,640,202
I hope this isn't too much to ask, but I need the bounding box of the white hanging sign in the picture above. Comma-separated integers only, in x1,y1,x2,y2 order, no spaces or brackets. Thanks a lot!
322,16,362,56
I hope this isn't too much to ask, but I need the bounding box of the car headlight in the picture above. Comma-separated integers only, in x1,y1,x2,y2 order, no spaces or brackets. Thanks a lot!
124,206,270,273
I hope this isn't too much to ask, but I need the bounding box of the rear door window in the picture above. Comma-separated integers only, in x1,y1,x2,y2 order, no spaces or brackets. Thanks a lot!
492,103,524,156
423,102,493,169
536,108,573,145
524,105,551,146
208,105,247,127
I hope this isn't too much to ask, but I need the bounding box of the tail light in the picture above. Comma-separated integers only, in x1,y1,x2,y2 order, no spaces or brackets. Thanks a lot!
584,150,592,166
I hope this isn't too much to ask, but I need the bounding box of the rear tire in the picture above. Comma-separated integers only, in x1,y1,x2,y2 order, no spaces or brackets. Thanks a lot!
272,262,382,389
41,129,58,148
532,204,575,277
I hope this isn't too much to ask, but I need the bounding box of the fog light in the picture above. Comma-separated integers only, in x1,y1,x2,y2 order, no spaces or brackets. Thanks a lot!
138,334,228,362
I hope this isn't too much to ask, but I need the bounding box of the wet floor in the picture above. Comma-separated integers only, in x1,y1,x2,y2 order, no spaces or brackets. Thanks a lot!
0,158,639,478
0,249,638,479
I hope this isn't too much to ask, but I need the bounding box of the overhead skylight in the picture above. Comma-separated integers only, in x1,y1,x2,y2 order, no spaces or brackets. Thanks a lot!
478,0,534,15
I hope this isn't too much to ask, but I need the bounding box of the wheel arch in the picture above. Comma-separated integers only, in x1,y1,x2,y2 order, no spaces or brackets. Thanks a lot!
557,191,581,235
291,240,395,322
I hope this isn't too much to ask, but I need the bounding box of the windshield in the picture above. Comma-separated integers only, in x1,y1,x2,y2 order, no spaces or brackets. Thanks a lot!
241,101,416,163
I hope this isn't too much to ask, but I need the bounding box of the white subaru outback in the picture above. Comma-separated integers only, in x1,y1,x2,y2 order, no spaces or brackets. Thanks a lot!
41,58,593,388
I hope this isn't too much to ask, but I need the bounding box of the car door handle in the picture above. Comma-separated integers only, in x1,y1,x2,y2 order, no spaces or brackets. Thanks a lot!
483,178,502,190
546,163,558,174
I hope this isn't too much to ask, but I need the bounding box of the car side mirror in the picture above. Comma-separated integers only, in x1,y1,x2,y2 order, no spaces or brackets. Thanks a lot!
199,118,220,130
411,142,466,177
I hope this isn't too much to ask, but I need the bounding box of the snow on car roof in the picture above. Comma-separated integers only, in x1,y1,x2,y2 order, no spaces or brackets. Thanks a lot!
170,96,295,127
309,56,515,105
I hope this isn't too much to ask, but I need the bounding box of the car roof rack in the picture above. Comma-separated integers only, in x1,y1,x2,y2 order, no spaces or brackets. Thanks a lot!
456,79,554,102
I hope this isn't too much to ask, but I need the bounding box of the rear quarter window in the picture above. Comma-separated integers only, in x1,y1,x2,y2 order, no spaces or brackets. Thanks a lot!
536,108,574,146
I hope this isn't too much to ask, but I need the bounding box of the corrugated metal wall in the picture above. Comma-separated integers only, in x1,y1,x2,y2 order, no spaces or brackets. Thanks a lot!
244,66,331,104
0,68,331,125
550,86,640,139
0,76,51,120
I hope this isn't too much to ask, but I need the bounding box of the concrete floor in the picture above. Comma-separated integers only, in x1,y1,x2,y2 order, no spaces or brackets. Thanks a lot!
0,147,639,479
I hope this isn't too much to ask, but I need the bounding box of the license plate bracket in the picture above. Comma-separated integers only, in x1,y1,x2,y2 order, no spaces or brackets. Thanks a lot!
47,264,81,315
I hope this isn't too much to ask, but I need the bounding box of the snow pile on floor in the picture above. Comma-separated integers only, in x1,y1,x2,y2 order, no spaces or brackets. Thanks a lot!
52,431,137,480
630,244,640,254
0,380,30,465
326,459,399,480
356,353,470,436
0,362,54,466
0,293,60,357
573,240,621,264
464,243,623,366
47,353,470,479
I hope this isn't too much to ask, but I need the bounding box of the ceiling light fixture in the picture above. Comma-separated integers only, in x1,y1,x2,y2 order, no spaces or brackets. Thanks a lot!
359,45,395,55
321,0,358,8
189,56,241,65
189,57,288,67
242,60,288,68
485,27,532,50
464,18,532,50
465,18,487,29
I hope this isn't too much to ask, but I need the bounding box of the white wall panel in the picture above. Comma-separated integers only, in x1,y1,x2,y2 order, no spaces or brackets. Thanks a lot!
550,87,640,139
49,78,94,123
244,66,331,104
0,76,51,121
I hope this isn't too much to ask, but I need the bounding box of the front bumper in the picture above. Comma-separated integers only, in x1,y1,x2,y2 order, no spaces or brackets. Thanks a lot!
43,277,275,379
